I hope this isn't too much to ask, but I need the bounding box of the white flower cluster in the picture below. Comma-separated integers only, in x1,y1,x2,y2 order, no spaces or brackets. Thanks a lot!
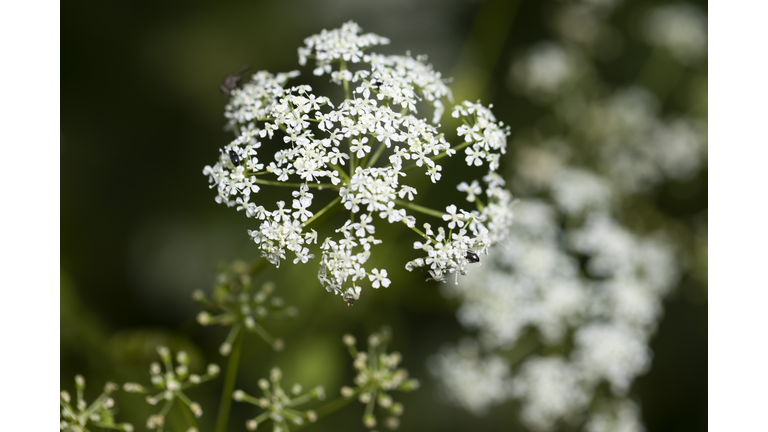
204,21,513,304
426,339,512,416
642,2,708,65
584,399,645,432
509,42,586,102
560,87,708,193
511,357,590,431
429,2,706,427
432,162,679,430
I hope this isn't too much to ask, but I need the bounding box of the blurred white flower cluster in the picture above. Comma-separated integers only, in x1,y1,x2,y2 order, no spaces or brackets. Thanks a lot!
432,170,679,430
642,3,708,65
431,1,707,431
204,21,514,305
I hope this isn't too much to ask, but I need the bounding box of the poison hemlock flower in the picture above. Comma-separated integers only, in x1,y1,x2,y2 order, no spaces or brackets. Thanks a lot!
436,164,680,431
60,375,133,432
509,42,586,103
427,339,511,416
584,399,645,432
233,367,325,432
203,21,514,305
193,260,296,354
642,2,708,65
122,346,219,431
340,329,419,429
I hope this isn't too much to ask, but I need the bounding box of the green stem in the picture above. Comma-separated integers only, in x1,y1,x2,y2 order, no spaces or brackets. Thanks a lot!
340,60,350,101
302,196,342,228
177,397,198,430
315,396,356,417
400,141,471,173
394,199,445,219
450,0,520,102
404,220,431,242
365,140,389,168
215,329,245,432
329,163,351,183
254,178,336,189
250,321,275,345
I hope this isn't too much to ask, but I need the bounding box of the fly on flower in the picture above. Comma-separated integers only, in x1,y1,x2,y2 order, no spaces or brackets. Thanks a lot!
204,21,515,305
466,251,480,263
220,65,251,95
229,149,241,167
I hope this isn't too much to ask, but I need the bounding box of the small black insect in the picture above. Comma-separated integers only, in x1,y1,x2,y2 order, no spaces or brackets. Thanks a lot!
220,65,251,95
466,251,480,263
228,150,240,167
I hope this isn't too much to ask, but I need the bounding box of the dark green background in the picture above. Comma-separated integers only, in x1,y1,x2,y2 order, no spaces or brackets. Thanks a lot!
61,0,707,430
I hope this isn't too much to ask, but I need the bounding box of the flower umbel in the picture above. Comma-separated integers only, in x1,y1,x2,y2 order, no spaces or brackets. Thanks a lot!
203,21,514,305
122,346,220,431
60,375,133,432
233,367,325,431
193,260,296,354
340,328,419,429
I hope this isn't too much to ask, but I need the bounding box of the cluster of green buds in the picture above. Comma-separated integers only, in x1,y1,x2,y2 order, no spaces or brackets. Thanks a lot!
341,329,420,429
122,346,220,431
233,367,326,431
193,260,298,355
60,375,133,432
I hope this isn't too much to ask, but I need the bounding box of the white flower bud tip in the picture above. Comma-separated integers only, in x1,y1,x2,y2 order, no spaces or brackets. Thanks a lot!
233,389,246,401
343,334,356,346
219,343,232,356
246,419,259,431
363,413,377,428
270,367,282,382
190,402,203,418
314,386,326,400
176,350,189,365
207,364,221,376
156,346,170,359
196,311,212,326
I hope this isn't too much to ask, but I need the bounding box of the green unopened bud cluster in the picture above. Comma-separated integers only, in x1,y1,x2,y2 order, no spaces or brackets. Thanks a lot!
341,328,418,429
60,375,133,432
122,346,219,431
233,367,324,431
194,261,298,355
